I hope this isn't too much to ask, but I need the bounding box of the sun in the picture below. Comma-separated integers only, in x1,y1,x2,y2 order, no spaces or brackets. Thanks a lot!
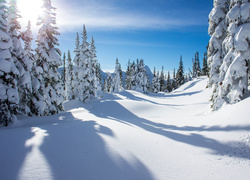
17,0,43,29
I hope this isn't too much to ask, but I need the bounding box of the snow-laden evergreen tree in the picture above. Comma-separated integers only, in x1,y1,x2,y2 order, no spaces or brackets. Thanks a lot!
172,68,177,90
19,21,39,115
106,72,112,93
159,66,165,92
103,79,108,93
130,61,137,89
0,0,19,126
166,71,172,92
35,0,64,115
202,51,208,76
151,70,160,93
211,0,250,110
176,56,185,87
89,36,102,98
73,32,80,98
62,52,66,89
192,52,201,78
133,59,149,93
8,0,33,115
125,60,132,90
111,59,123,92
66,50,74,100
78,25,91,102
208,0,230,87
95,63,102,88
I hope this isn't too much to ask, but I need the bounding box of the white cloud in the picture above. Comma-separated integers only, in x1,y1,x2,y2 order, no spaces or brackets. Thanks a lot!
54,0,202,32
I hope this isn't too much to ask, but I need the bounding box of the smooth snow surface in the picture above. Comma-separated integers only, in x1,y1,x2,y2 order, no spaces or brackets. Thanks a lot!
0,77,249,180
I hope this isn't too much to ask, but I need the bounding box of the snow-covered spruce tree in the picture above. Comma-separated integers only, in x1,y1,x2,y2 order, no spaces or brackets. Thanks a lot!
130,61,137,89
202,51,208,76
89,36,102,98
62,52,66,89
125,60,132,90
159,66,165,92
106,72,112,93
35,0,64,115
171,68,177,90
20,21,44,116
19,21,38,115
111,58,123,92
0,0,19,126
192,52,201,78
66,50,74,100
208,0,230,87
73,32,80,98
166,71,172,92
133,59,149,93
78,25,91,102
211,0,250,109
176,56,185,87
8,0,33,115
151,70,160,93
96,63,102,85
103,79,108,93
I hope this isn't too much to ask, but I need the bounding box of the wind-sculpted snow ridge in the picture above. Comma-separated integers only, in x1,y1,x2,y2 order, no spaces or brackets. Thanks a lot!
0,76,250,180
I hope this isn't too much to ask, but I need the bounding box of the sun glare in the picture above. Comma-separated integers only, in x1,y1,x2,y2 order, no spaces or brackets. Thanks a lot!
17,0,43,29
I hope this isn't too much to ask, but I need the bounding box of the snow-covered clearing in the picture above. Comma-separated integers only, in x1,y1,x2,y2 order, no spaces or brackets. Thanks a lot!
0,77,249,180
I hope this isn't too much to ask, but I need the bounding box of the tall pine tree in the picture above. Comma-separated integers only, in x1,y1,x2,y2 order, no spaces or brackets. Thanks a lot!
210,0,250,110
35,0,64,115
66,50,74,100
73,32,80,98
176,56,185,87
78,25,91,102
0,0,19,126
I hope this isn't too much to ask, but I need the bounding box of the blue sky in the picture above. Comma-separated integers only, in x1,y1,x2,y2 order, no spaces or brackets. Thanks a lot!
20,0,214,73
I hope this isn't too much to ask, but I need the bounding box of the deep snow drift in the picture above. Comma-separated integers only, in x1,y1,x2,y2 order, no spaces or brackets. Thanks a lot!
0,76,249,180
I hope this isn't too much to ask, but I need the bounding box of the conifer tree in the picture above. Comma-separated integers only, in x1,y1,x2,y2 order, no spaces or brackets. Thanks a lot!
89,36,101,98
106,72,112,92
151,70,160,93
166,71,172,92
202,51,208,76
0,0,19,126
125,60,132,90
103,79,108,93
176,56,185,87
111,58,123,92
62,52,66,89
20,21,39,115
210,0,250,109
35,0,64,115
78,25,91,102
207,0,229,87
172,68,177,90
130,61,136,89
192,52,201,78
134,59,149,93
95,63,102,88
66,50,74,100
8,0,33,115
159,66,165,91
73,32,80,98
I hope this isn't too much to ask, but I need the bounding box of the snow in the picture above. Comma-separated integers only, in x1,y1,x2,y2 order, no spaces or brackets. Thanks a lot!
0,77,250,180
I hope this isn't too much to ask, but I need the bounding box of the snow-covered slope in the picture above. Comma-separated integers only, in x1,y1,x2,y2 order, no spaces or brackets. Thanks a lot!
0,77,249,180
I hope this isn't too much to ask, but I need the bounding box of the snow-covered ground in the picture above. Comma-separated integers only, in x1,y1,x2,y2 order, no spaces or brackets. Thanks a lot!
0,76,249,180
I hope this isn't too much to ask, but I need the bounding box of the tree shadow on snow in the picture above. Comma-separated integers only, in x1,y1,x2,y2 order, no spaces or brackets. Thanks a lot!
0,112,155,180
84,99,250,160
119,91,201,108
